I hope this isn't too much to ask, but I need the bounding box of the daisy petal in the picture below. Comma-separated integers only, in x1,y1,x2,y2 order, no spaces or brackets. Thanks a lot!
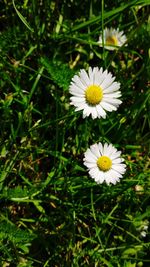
100,101,117,112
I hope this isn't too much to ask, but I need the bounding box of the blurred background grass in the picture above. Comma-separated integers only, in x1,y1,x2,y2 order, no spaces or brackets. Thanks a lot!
0,0,150,266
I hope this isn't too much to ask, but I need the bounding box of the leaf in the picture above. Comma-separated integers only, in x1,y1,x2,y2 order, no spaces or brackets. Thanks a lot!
122,247,140,259
40,58,75,91
124,261,136,267
70,0,146,32
0,221,36,244
2,185,35,200
12,0,34,32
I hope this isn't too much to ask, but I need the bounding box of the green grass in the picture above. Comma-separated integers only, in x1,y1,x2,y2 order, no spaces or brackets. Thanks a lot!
0,0,150,266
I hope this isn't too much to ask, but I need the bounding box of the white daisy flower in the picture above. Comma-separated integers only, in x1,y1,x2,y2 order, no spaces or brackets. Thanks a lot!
69,67,122,119
83,142,126,185
98,27,127,50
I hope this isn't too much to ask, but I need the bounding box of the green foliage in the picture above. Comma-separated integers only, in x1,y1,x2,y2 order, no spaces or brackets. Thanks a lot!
0,0,150,266
40,57,75,91
0,221,36,244
0,217,36,266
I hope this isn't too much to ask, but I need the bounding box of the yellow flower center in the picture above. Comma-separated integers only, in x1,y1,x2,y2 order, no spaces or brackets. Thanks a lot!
106,35,118,46
85,85,103,105
97,156,112,172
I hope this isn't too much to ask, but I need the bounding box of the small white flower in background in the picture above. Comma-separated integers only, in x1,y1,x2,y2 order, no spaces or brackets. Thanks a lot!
69,67,122,119
141,230,147,238
138,220,149,238
83,142,126,185
134,184,144,195
98,28,127,50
